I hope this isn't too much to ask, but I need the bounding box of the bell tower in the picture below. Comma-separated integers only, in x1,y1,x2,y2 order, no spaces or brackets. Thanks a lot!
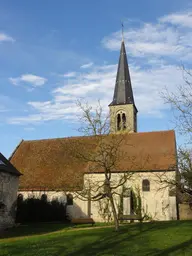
109,36,138,133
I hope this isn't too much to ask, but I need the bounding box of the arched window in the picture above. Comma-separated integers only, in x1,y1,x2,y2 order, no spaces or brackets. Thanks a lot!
67,194,73,205
142,179,150,192
117,114,121,131
122,113,126,130
41,194,47,201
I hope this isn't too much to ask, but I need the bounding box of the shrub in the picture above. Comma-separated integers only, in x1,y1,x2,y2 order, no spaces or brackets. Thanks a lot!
16,197,68,223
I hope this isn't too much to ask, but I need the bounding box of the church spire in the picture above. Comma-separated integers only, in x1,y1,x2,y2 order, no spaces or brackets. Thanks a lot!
109,34,138,133
109,39,136,110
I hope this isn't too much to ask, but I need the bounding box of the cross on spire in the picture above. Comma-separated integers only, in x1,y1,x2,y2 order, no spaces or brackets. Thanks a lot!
121,21,124,42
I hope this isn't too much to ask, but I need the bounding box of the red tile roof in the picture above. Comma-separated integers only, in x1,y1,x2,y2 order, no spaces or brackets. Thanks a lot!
10,130,177,191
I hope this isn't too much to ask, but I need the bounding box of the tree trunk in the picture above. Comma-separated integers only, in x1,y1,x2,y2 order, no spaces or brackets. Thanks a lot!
87,189,91,217
108,192,119,231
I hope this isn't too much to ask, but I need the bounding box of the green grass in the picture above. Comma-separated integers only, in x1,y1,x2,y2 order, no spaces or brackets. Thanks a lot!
0,222,113,239
0,221,192,256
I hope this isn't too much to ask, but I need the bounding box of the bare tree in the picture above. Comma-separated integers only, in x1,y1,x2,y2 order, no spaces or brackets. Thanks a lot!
70,100,133,231
163,66,192,141
156,148,192,197
177,148,192,196
162,67,192,198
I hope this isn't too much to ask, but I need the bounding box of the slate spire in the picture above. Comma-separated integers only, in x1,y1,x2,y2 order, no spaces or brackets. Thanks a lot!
109,39,137,110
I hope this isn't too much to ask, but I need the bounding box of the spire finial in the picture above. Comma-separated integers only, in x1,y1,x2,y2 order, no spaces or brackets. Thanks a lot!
121,21,124,42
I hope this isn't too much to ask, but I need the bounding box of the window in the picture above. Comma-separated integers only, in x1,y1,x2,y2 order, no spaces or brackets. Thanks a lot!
67,194,73,205
117,114,121,131
142,179,150,192
122,113,126,130
117,112,127,131
0,202,6,213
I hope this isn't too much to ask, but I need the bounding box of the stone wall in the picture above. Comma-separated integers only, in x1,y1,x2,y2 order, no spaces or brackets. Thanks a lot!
179,203,192,220
0,172,19,230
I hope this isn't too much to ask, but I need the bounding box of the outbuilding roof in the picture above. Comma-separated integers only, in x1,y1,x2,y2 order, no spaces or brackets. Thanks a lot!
0,152,21,176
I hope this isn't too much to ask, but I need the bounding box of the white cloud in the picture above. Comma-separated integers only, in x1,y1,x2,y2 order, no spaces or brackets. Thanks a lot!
8,102,80,124
7,10,192,125
102,11,192,61
159,11,192,28
63,72,77,78
0,33,15,43
9,115,43,124
9,74,47,87
24,127,35,131
80,62,94,69
7,62,186,125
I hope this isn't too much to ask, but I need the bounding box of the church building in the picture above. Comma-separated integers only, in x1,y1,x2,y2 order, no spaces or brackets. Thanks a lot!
9,38,178,222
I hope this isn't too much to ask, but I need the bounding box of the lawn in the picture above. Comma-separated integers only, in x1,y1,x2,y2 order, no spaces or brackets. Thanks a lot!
0,221,192,256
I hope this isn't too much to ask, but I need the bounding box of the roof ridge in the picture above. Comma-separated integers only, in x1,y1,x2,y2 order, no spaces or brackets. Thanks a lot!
22,134,103,142
21,130,175,143
129,130,175,135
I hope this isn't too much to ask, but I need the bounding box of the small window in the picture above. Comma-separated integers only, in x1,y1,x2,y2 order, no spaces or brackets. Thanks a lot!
142,179,150,192
117,114,121,131
41,194,47,201
0,202,5,209
67,194,73,205
122,113,126,130
0,202,6,213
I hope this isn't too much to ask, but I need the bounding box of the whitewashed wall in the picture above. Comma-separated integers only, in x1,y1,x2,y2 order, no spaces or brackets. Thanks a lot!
19,190,89,220
82,171,177,222
18,171,177,222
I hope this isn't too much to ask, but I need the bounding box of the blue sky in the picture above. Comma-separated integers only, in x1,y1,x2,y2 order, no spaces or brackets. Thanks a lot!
0,0,192,158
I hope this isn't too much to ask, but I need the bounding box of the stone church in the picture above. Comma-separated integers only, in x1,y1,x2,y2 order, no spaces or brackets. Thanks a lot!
10,39,178,222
